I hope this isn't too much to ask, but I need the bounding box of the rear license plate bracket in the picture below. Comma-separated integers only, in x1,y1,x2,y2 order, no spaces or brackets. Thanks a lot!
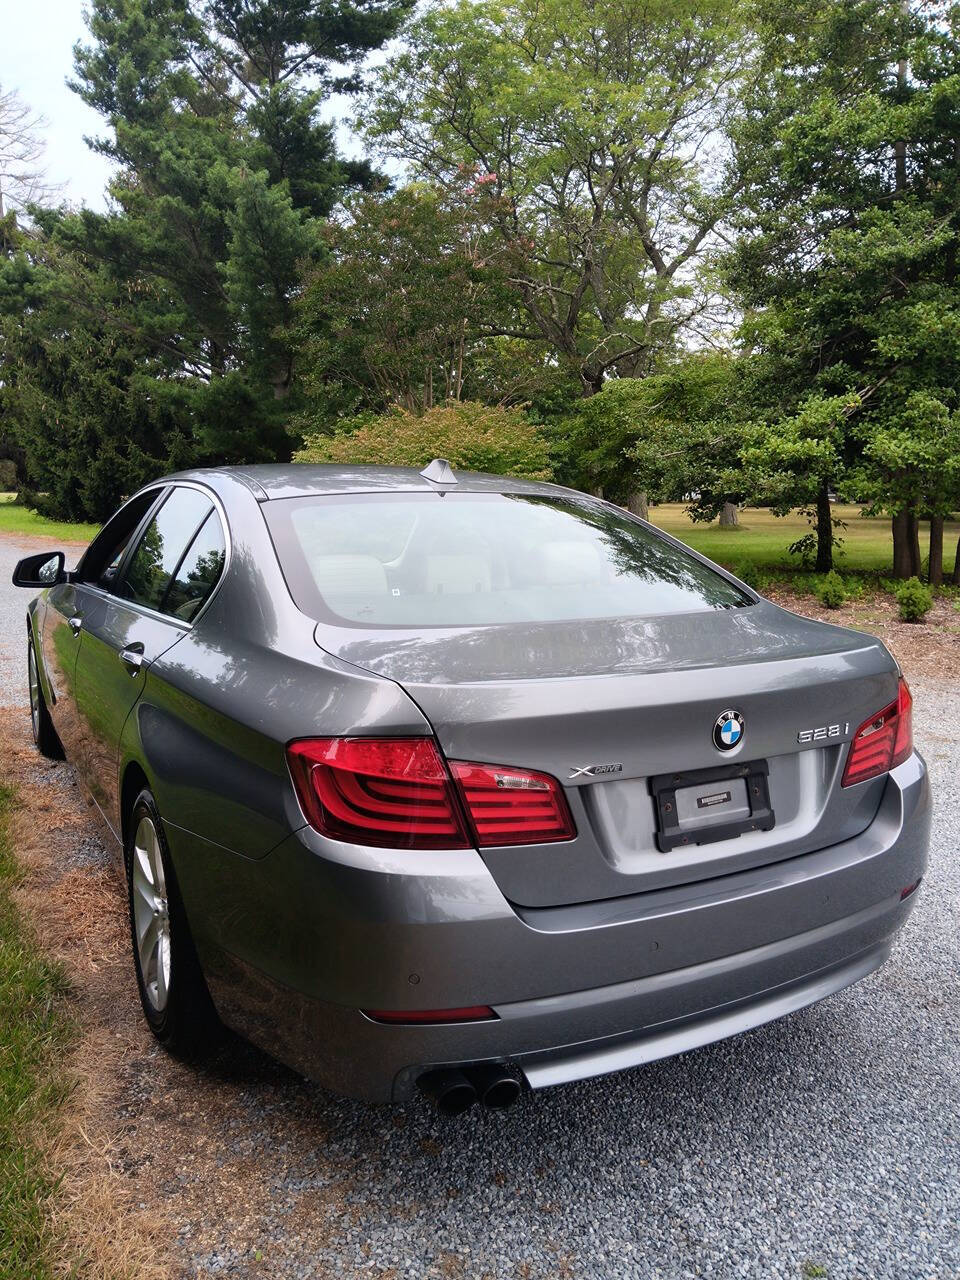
650,760,775,853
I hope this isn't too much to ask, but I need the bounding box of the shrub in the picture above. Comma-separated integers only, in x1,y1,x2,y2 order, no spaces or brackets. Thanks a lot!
815,571,846,608
295,401,553,479
730,561,762,589
895,577,934,622
842,575,866,600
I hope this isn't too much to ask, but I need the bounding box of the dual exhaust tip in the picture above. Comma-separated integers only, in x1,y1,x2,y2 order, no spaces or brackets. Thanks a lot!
418,1064,522,1115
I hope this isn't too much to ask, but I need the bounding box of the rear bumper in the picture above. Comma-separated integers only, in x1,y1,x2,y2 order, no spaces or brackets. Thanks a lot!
186,754,931,1102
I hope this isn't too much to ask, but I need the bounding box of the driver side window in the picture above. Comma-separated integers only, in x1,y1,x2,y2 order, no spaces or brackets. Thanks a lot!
77,490,165,590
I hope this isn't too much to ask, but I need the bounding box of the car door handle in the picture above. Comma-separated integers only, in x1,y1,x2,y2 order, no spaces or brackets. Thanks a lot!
68,615,83,635
119,644,145,674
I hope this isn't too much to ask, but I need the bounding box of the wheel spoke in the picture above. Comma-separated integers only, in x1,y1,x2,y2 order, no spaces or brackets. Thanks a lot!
155,933,170,1007
138,913,160,979
134,843,156,890
28,646,40,736
133,872,158,913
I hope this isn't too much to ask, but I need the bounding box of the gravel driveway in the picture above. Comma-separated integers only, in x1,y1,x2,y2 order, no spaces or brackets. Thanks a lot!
1,530,958,1280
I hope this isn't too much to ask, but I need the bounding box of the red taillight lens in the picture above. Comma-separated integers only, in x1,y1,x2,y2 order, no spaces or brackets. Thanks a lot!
287,738,576,849
286,737,470,849
450,760,576,846
842,677,913,787
891,677,913,769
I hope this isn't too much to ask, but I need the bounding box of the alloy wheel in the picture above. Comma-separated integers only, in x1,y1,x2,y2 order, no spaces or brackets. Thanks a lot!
131,814,171,1012
28,643,40,743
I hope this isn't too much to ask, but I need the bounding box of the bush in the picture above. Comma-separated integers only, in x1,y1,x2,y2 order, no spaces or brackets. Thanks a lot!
815,571,846,608
295,402,553,478
895,577,934,622
730,561,763,589
842,575,866,600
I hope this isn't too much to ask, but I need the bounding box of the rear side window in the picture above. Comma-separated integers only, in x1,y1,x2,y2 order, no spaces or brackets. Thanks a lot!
118,487,213,613
163,512,226,622
265,491,751,627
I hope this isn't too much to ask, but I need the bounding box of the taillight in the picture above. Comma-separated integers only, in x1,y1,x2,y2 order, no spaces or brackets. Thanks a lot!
286,738,470,849
286,738,576,849
450,760,576,846
841,677,913,787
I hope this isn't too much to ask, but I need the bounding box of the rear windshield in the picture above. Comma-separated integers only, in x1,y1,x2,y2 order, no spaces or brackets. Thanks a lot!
264,491,751,627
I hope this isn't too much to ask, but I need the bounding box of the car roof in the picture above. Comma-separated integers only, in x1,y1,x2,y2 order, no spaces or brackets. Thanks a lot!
161,463,570,503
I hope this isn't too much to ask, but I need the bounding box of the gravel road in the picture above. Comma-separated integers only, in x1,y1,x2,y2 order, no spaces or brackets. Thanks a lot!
1,530,958,1280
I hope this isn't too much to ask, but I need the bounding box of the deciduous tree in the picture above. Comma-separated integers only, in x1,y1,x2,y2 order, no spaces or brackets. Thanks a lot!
363,0,751,394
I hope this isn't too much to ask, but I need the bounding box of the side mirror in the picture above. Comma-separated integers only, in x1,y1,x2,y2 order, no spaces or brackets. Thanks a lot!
12,551,66,588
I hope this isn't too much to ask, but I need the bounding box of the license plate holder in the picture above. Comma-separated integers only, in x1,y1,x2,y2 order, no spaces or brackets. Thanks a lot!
650,760,775,853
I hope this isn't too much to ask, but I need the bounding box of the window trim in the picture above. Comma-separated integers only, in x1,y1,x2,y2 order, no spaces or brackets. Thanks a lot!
84,481,232,630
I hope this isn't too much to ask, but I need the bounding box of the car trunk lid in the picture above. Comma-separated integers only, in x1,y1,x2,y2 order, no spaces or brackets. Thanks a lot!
314,601,899,907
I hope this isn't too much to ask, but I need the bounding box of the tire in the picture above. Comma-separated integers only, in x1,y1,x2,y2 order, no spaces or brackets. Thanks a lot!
28,634,64,760
126,788,220,1057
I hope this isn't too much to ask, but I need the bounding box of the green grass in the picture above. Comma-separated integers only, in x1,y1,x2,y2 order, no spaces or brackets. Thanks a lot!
0,782,75,1280
0,495,97,544
650,503,960,576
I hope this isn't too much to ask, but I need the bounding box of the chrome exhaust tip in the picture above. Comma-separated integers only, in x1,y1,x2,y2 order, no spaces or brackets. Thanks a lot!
417,1068,477,1116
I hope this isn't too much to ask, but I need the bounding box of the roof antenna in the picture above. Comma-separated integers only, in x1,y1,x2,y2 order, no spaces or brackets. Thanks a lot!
420,457,458,485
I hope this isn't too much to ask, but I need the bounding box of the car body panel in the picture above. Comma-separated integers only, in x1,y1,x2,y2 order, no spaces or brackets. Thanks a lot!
38,578,86,760
74,586,188,833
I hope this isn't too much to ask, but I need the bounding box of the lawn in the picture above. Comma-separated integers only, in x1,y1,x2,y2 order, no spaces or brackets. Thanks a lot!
0,782,75,1280
649,503,960,576
0,495,98,545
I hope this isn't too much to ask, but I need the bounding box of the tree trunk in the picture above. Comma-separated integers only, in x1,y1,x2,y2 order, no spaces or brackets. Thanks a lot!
908,512,922,577
627,490,649,521
718,501,739,528
892,509,913,578
952,533,960,586
928,515,944,586
815,481,833,573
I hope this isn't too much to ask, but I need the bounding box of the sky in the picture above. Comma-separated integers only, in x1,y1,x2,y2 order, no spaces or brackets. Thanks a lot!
1,0,114,210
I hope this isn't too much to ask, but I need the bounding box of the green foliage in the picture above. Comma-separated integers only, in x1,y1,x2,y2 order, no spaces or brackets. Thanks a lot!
364,0,752,391
0,783,76,1279
295,183,524,418
552,354,747,509
295,402,552,478
728,0,960,573
729,561,775,592
894,576,934,622
815,571,847,608
0,0,410,520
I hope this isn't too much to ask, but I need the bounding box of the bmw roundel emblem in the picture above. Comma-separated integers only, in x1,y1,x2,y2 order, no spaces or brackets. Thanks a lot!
713,709,744,752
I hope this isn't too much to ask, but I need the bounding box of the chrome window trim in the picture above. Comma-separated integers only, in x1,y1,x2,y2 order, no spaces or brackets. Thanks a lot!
84,480,233,632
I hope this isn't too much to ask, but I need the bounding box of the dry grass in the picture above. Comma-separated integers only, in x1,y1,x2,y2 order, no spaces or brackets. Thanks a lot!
0,715,174,1280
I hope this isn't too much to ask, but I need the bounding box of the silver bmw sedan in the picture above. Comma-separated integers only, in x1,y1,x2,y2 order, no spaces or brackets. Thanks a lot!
14,462,931,1114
